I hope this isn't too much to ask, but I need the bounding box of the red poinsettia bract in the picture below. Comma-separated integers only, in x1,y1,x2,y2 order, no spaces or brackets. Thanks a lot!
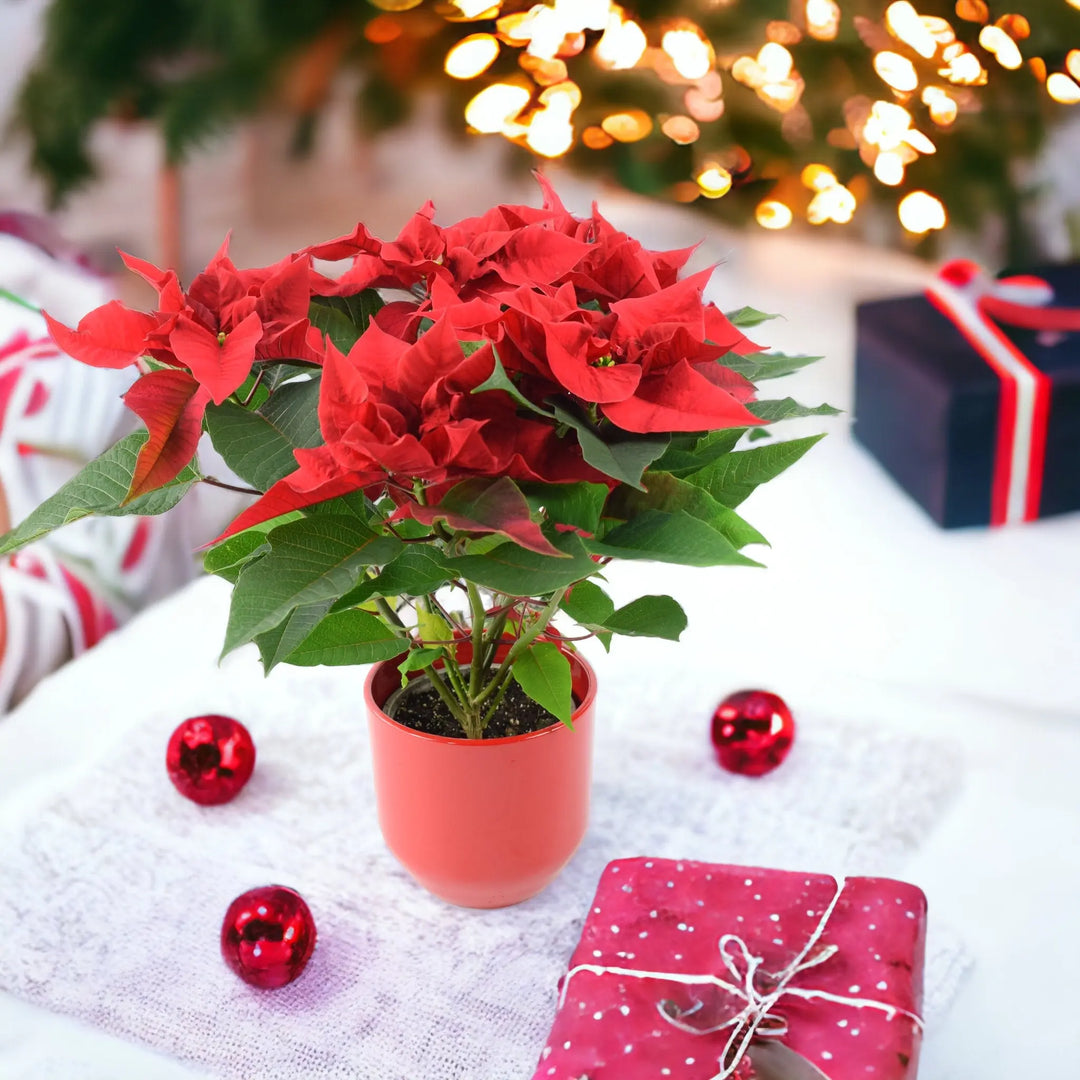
222,180,765,540
44,240,326,499
47,178,766,536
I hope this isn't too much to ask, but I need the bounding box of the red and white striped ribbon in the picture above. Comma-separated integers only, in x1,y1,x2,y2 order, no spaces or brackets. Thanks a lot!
925,259,1080,527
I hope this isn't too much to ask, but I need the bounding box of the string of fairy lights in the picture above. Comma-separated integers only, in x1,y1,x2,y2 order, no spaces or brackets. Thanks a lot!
366,0,1080,236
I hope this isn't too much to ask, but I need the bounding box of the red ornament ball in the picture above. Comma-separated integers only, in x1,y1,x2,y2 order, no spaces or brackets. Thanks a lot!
711,689,795,777
220,885,317,990
165,714,255,805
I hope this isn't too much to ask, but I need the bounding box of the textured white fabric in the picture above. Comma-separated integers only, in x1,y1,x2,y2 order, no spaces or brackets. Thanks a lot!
0,577,970,1080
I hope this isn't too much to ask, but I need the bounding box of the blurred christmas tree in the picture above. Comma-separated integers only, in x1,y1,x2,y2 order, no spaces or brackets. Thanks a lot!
12,1,1080,260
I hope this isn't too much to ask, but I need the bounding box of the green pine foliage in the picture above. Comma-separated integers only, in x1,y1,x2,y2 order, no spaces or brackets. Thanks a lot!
13,0,378,203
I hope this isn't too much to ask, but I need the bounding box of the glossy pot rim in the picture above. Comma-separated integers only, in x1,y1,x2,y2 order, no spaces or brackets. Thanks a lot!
364,648,598,748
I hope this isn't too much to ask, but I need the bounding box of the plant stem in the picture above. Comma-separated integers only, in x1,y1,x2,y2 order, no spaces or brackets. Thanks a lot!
237,370,264,407
383,593,466,727
473,587,568,709
0,287,38,312
479,604,510,674
466,581,486,699
374,596,407,631
480,676,512,730
428,592,462,634
420,661,468,725
418,592,468,705
441,647,470,702
201,476,261,496
256,358,322,371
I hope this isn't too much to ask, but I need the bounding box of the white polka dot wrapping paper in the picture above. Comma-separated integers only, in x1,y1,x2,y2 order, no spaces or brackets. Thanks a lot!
0,577,970,1080
536,859,925,1080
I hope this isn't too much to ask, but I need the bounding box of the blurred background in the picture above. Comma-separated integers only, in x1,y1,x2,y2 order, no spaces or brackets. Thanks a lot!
0,0,1078,279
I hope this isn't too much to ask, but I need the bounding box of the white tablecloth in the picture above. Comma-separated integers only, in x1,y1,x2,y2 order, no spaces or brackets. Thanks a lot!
0,574,971,1080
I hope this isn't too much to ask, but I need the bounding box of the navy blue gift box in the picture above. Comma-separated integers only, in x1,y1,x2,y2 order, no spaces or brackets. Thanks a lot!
853,262,1080,528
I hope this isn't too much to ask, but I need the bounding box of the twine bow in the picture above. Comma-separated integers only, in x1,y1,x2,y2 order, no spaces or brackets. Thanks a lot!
560,877,923,1080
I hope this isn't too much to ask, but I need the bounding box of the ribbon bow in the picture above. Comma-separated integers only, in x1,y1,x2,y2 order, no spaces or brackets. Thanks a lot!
659,934,840,1078
560,877,923,1080
925,259,1080,526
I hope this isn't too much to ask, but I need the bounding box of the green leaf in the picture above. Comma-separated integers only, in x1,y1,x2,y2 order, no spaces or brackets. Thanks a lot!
462,533,507,556
203,377,322,491
330,290,385,331
265,363,318,391
445,532,596,594
304,490,375,522
608,472,766,549
386,516,431,540
309,291,384,353
254,600,334,673
330,547,452,611
511,642,574,728
748,399,841,423
398,647,444,686
748,428,772,442
683,434,825,509
605,595,687,641
550,404,668,490
696,428,749,458
260,376,323,439
471,345,554,418
562,579,615,627
308,301,359,354
0,432,201,556
203,530,271,583
279,609,406,667
720,351,822,381
520,481,610,536
416,606,453,646
587,510,763,568
725,306,780,328
559,579,615,652
140,357,176,374
223,516,403,654
651,428,747,478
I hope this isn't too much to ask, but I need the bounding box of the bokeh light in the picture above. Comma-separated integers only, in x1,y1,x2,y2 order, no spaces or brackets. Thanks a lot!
899,190,947,232
445,34,501,80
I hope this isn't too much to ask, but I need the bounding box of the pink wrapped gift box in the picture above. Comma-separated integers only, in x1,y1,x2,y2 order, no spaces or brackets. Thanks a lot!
534,859,926,1080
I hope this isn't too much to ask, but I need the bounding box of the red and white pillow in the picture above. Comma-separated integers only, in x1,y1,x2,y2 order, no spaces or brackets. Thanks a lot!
0,231,219,712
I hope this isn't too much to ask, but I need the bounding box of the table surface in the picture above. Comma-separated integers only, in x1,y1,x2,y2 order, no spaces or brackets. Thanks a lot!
1,168,1079,1078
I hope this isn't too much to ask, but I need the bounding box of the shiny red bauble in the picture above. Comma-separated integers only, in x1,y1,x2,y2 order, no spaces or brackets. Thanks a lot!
165,714,255,805
220,885,317,989
711,689,795,777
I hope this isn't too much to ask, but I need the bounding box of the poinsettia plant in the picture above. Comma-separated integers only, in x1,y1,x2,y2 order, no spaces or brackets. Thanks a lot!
0,179,833,738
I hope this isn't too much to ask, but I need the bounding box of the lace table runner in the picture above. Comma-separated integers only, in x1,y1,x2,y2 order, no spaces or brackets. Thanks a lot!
0,578,970,1079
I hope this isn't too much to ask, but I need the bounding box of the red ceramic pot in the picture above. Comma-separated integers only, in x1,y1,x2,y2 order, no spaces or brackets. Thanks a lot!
364,643,597,909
